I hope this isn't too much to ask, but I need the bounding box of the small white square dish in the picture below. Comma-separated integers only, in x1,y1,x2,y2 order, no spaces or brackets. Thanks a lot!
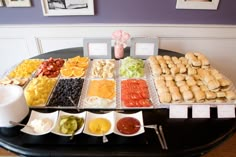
83,111,115,136
21,110,58,136
51,110,86,136
114,111,145,137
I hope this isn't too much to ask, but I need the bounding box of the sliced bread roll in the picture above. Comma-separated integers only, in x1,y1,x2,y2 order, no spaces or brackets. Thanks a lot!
193,90,206,103
159,92,172,103
182,90,194,103
226,91,236,100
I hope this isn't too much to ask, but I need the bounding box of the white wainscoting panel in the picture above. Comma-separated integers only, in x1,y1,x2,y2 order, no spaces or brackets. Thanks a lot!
37,37,83,53
0,38,30,76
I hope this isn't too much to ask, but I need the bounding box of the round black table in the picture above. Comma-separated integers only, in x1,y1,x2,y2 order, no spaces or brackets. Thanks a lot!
0,47,236,157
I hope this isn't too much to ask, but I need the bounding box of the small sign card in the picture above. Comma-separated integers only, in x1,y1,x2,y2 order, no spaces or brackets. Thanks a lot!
217,105,235,118
192,105,210,118
135,43,155,56
83,38,111,59
88,43,108,56
130,37,158,59
169,105,188,119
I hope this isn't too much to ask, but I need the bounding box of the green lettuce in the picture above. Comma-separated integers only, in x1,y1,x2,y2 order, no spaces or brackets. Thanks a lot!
120,57,145,78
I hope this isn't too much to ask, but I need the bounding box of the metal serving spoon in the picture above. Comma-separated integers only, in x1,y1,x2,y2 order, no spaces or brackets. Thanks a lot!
68,96,80,112
102,130,108,143
9,121,33,130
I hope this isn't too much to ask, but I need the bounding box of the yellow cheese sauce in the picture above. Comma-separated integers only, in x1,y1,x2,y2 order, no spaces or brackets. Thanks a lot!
88,118,111,135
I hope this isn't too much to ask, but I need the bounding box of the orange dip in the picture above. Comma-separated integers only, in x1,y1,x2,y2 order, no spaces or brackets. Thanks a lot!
87,80,115,99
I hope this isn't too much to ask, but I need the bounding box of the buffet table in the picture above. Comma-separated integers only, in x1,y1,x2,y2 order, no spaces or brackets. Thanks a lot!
0,47,236,157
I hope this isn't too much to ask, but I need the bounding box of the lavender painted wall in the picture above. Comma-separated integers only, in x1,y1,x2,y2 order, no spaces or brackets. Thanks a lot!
0,0,235,25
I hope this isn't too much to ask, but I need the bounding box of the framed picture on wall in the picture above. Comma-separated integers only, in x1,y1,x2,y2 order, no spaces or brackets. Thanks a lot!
5,0,31,7
83,38,112,59
0,0,3,7
176,0,220,10
130,37,159,59
41,0,95,16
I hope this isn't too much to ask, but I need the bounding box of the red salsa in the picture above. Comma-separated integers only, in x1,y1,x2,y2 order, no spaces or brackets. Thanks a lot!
117,117,140,135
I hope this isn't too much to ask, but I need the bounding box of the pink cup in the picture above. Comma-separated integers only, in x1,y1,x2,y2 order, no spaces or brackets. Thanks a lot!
114,45,124,59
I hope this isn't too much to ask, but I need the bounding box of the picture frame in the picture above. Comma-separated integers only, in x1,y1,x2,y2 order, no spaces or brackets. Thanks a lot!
83,38,112,59
0,0,3,7
5,0,31,7
130,37,159,59
41,0,94,16
176,0,220,10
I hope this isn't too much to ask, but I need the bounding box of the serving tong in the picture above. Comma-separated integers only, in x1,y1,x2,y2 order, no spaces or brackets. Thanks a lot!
139,124,168,150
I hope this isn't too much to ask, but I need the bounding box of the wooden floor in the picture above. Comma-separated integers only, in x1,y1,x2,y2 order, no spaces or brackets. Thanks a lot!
1,133,236,156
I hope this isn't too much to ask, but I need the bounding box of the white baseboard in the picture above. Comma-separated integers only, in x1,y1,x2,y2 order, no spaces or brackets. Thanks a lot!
0,24,236,83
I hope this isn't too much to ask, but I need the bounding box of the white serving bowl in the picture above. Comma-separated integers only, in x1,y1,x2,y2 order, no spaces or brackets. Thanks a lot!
83,111,115,137
114,111,145,137
52,110,86,136
0,85,29,127
21,110,58,136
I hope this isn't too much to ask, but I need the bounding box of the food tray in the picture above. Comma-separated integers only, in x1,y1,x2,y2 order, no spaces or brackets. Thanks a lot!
155,78,236,108
5,59,43,79
118,78,157,109
15,56,235,110
79,78,117,109
45,78,86,109
0,59,43,88
147,60,236,108
118,58,147,79
25,77,58,108
59,59,91,79
86,59,118,79
34,58,65,78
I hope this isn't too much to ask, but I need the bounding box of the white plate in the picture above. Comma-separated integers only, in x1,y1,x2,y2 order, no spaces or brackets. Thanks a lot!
114,111,145,137
83,111,115,136
51,110,86,136
21,110,58,136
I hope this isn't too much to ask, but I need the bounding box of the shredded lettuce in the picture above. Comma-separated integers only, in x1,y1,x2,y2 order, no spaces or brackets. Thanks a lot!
120,57,145,78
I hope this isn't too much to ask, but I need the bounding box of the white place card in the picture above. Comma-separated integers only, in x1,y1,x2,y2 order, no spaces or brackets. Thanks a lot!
83,38,111,59
217,105,235,118
130,37,158,59
89,43,108,56
169,105,188,119
192,105,210,118
135,43,155,56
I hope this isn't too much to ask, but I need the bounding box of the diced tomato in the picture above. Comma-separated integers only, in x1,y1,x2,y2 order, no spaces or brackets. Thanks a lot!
130,93,142,100
122,79,152,107
122,89,129,95
128,79,138,83
124,100,136,107
141,92,149,99
121,93,130,101
139,82,148,88
139,99,152,107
